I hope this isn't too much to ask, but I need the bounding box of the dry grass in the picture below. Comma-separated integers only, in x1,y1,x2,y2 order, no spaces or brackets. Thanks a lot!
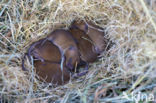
0,0,156,102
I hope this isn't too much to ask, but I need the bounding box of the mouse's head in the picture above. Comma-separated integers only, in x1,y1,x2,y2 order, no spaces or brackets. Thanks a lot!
65,46,80,71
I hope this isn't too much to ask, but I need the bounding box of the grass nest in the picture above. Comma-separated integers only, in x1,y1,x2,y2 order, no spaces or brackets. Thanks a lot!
0,0,156,102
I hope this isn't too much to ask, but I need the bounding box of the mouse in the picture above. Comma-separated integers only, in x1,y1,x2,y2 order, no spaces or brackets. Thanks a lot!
46,29,80,71
69,28,98,63
70,20,108,53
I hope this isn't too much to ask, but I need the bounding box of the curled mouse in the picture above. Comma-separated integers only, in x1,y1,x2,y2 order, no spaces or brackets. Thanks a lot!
45,29,80,71
32,39,61,63
69,28,98,63
22,39,60,70
71,20,108,53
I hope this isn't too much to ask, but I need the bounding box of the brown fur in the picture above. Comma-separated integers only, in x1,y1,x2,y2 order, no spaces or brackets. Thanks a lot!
22,38,70,85
71,20,107,53
46,29,80,71
32,39,61,63
34,60,70,85
69,28,98,63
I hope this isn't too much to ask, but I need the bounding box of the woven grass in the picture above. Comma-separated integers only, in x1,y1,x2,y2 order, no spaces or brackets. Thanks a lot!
0,0,156,102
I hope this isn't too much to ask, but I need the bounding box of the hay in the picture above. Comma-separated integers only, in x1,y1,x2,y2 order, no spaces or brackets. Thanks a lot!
0,0,156,102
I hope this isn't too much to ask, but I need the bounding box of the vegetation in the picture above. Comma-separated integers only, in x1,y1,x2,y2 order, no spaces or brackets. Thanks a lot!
0,0,156,102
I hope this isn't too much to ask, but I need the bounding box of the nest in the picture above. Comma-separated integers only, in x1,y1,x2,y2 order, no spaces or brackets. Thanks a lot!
0,0,156,102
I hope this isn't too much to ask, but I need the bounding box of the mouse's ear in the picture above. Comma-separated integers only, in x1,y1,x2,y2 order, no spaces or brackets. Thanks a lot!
79,21,88,33
70,20,89,33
